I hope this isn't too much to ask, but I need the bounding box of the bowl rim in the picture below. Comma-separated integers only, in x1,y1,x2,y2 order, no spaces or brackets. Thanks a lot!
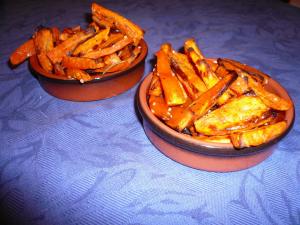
137,64,295,157
29,39,148,84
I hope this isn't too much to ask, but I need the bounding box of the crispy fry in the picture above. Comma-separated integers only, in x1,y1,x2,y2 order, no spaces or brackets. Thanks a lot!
248,76,292,111
10,39,36,66
189,72,237,119
51,27,60,45
98,33,124,49
171,52,207,94
53,63,65,76
33,28,54,72
91,3,144,45
230,121,287,149
37,53,53,73
194,96,270,135
165,105,193,130
62,56,104,69
47,30,94,64
148,72,163,97
156,50,187,106
83,35,132,59
184,38,204,59
33,28,54,53
73,28,110,56
218,58,269,84
66,68,92,83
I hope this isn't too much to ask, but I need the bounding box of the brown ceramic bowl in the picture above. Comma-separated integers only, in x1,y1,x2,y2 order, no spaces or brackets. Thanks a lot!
137,62,295,172
29,39,148,101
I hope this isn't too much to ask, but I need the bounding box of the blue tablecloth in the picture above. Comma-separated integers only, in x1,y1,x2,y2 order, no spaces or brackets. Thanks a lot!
1,0,300,224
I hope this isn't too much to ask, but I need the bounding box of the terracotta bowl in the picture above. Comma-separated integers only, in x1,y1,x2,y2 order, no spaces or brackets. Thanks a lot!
29,39,148,101
137,65,295,172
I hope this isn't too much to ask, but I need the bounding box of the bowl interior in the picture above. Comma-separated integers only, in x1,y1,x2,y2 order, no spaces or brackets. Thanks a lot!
29,39,148,83
138,66,295,157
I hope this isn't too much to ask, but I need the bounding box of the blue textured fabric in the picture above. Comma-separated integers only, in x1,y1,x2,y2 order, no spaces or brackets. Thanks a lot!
1,0,300,224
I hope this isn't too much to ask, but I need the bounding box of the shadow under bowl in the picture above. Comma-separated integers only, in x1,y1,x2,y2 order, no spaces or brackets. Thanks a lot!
29,39,148,101
137,66,295,172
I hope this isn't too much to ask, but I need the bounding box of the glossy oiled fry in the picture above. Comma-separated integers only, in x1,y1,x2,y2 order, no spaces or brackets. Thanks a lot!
62,56,104,69
92,3,144,45
10,39,36,66
230,73,250,95
248,76,292,111
83,35,132,59
156,50,187,106
34,28,54,53
53,63,65,76
165,105,193,130
230,121,287,149
37,53,53,73
73,28,110,56
184,38,204,59
51,27,60,45
47,30,94,64
194,96,270,135
149,95,171,121
218,58,269,85
171,52,207,94
189,72,237,119
66,68,92,83
34,28,54,72
99,33,124,49
148,72,162,97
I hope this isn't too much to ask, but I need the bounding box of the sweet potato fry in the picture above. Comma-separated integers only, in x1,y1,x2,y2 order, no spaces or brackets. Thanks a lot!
62,56,104,69
33,28,54,72
171,52,207,94
33,28,54,53
230,121,287,149
189,72,237,119
83,35,132,59
73,28,110,56
165,105,193,130
10,39,36,66
184,38,204,59
53,63,65,76
248,76,292,111
148,72,162,97
218,58,269,84
156,50,187,106
98,33,124,49
91,3,144,45
51,27,60,45
47,30,94,64
66,68,92,83
37,53,53,73
194,96,270,135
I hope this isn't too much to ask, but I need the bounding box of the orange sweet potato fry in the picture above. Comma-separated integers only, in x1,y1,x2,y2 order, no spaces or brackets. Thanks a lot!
47,30,94,64
37,53,53,73
66,68,92,83
189,72,238,119
98,33,124,49
248,76,292,111
194,96,270,136
83,35,133,59
34,28,54,72
53,63,65,76
10,39,36,66
62,56,104,69
193,135,231,144
184,38,205,59
170,52,207,95
91,3,144,45
156,50,187,106
73,27,110,56
230,121,287,149
51,27,61,45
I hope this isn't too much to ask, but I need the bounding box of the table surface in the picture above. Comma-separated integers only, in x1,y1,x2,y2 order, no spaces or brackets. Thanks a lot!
1,0,300,224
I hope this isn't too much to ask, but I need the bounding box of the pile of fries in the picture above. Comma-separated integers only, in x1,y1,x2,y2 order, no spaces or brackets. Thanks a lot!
148,39,293,149
9,3,144,83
